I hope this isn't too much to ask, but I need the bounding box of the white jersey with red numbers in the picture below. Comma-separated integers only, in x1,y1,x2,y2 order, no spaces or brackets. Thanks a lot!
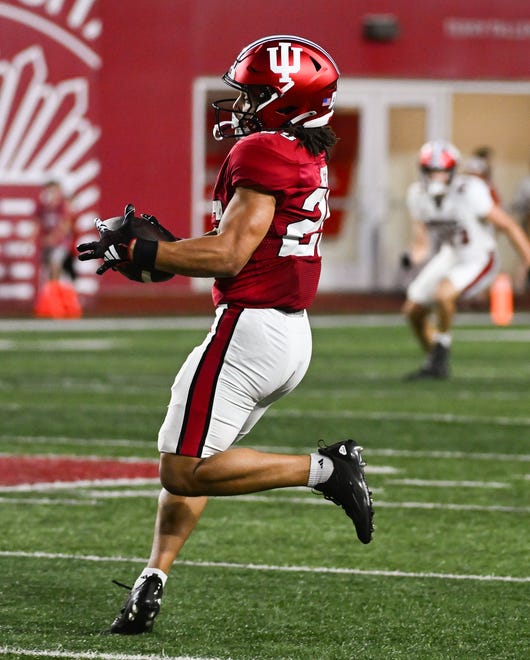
210,130,330,311
407,174,496,259
406,174,499,305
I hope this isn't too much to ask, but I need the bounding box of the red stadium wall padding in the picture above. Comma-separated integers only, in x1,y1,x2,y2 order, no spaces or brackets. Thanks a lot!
0,0,529,314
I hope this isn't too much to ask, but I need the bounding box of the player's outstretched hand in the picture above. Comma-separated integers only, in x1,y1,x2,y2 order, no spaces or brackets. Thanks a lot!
77,204,136,275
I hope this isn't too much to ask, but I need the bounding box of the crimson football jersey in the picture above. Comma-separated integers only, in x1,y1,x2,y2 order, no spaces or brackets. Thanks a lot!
37,199,68,237
211,131,330,311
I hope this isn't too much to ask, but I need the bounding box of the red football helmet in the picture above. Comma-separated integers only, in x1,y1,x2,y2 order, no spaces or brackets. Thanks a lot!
213,35,340,140
418,140,460,197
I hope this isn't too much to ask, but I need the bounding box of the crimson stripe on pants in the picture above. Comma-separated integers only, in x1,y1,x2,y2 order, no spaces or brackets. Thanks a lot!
176,306,243,457
461,251,496,296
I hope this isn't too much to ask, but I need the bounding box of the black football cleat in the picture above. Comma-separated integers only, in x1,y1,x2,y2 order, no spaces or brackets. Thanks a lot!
107,575,163,634
314,439,374,544
405,342,449,380
405,364,448,380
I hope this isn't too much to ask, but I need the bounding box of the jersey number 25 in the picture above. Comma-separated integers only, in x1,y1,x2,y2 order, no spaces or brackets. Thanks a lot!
279,170,330,258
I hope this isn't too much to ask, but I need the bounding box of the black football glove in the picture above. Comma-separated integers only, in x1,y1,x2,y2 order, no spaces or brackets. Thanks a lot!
77,204,136,275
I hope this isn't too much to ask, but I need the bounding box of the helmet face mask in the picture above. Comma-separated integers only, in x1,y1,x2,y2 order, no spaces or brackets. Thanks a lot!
213,35,340,140
212,86,275,140
418,140,460,198
423,170,452,198
212,97,261,140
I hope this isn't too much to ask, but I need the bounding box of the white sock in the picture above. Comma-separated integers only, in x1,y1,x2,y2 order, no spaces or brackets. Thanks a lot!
133,567,168,590
434,332,451,348
307,453,334,487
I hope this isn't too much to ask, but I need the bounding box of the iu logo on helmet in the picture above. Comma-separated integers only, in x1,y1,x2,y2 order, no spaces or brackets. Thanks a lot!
267,42,302,83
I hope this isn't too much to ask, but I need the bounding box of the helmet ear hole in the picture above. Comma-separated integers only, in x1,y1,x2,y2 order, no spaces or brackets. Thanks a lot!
255,87,274,103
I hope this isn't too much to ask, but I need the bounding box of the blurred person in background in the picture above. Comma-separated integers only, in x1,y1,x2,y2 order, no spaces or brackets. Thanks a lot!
35,180,75,283
512,157,530,238
33,180,82,318
462,146,501,205
401,140,530,379
461,146,500,306
511,157,530,290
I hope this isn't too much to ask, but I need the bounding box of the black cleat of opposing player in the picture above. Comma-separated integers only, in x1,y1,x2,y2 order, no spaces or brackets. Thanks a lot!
314,439,374,544
108,575,163,634
405,342,450,380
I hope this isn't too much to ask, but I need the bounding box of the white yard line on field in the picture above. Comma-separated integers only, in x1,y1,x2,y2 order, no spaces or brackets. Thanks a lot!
7,380,530,400
0,434,151,448
214,494,529,513
0,496,99,505
2,312,530,332
0,647,220,660
366,447,530,461
81,488,528,514
291,389,530,401
265,408,530,427
5,402,530,427
386,478,508,488
254,444,530,462
0,549,528,583
456,328,530,342
0,486,527,514
0,339,120,351
0,316,211,332
0,477,159,492
0,451,158,463
1,435,529,462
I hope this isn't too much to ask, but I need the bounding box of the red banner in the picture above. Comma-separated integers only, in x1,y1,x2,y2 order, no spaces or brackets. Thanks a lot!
0,0,101,309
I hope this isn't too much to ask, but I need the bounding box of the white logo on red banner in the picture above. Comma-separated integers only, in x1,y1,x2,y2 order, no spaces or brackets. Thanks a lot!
0,0,102,302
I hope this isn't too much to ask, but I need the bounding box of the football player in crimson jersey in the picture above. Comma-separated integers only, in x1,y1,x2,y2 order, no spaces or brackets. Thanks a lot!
78,35,374,634
35,180,75,282
402,140,530,379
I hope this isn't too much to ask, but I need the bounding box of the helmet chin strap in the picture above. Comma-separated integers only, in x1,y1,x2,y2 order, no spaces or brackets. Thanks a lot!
213,120,236,141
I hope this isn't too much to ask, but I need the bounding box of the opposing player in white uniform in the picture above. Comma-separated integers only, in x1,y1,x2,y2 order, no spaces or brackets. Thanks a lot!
78,35,374,634
402,140,530,379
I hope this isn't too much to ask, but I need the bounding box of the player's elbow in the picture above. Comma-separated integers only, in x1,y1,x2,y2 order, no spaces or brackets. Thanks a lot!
213,247,248,277
215,259,245,278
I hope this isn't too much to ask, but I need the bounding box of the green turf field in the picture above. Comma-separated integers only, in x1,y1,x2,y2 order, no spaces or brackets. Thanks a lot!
0,314,528,660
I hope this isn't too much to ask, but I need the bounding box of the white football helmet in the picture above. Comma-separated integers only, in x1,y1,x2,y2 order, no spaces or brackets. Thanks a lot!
418,140,460,198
